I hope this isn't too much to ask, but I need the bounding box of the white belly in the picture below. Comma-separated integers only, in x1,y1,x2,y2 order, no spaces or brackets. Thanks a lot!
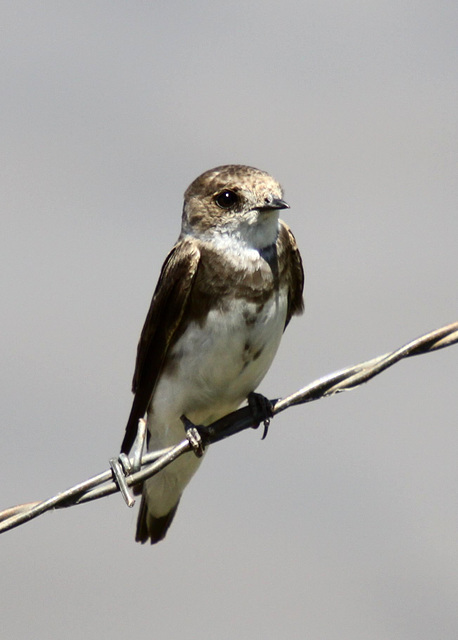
144,288,288,516
153,289,288,430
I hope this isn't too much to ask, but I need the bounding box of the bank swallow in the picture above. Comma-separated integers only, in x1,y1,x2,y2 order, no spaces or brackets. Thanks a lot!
120,165,304,543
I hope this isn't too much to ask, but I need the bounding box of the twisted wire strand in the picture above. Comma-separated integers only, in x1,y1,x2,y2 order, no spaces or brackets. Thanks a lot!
1,321,457,536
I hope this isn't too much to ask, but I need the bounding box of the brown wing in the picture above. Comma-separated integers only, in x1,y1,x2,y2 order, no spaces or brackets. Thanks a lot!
278,220,305,327
120,238,201,454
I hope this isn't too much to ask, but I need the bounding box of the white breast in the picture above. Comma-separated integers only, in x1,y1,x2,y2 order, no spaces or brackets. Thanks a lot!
151,287,288,435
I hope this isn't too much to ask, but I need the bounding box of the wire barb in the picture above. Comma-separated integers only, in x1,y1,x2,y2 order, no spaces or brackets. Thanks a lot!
130,418,147,472
186,426,205,458
109,457,135,507
0,321,456,536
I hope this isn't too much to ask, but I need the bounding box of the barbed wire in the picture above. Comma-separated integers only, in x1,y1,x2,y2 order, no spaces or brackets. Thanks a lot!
1,321,457,536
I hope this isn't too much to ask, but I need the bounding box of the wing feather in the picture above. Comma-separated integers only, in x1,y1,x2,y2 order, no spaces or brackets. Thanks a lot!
120,238,201,454
278,221,305,327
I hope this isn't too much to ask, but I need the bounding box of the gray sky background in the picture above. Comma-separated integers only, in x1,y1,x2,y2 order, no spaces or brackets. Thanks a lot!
1,3,457,639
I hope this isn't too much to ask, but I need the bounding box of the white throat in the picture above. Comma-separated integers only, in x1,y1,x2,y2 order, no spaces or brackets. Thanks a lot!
184,210,280,253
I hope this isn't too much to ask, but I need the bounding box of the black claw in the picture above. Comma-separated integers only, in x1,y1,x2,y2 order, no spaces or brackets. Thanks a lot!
247,392,273,439
247,392,274,420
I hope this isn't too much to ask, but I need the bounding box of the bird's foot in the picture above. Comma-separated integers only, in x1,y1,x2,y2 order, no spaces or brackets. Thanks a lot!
247,392,274,440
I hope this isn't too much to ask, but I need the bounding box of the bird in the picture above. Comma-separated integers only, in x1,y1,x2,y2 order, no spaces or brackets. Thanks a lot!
120,164,304,544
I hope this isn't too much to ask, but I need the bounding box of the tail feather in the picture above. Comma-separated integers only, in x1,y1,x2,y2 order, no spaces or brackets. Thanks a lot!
133,431,204,544
135,494,180,544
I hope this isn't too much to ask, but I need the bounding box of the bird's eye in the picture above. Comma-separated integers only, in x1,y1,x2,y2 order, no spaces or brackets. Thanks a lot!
214,189,239,209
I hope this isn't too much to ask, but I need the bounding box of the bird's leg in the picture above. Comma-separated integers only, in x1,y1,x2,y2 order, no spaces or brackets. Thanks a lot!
247,392,274,439
181,392,274,451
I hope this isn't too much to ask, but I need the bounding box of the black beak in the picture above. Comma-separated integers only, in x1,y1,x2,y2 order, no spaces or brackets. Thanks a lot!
260,198,290,211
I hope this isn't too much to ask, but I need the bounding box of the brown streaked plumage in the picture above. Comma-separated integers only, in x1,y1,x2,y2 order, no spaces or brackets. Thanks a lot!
121,165,304,543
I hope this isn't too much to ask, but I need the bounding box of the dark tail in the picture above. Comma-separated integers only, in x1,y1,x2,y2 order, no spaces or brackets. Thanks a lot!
135,494,180,544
